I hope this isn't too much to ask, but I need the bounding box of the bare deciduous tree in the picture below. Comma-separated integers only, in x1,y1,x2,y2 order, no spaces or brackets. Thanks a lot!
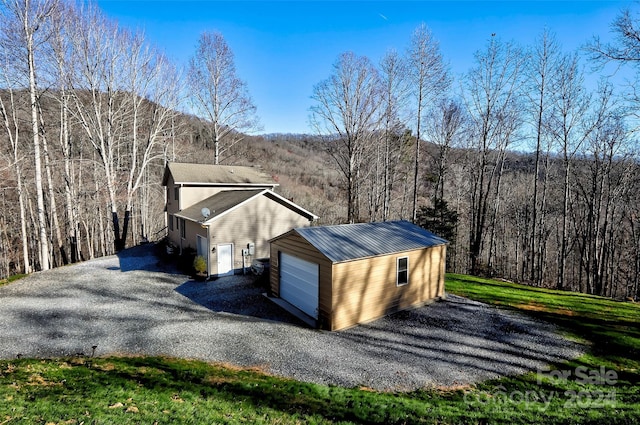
310,51,381,223
68,4,129,252
523,29,561,285
1,0,59,270
424,98,465,204
0,52,30,273
49,0,79,262
69,4,180,251
464,36,524,275
588,8,640,64
545,52,592,290
187,31,260,165
378,49,409,221
406,23,449,223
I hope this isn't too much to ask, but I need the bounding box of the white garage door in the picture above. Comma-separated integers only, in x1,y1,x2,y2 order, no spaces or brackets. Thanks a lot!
280,252,319,319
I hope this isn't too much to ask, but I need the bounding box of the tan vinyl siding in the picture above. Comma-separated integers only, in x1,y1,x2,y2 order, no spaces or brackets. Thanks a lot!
330,245,446,330
180,187,226,211
210,195,312,275
167,219,208,267
270,234,333,327
180,186,277,212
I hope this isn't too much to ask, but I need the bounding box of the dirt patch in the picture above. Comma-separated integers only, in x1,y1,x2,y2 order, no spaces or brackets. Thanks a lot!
514,302,575,316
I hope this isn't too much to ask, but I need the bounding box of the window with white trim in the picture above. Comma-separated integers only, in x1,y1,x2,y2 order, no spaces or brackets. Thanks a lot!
397,256,409,286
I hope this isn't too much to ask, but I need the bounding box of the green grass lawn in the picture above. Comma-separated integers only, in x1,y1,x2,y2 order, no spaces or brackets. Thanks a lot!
1,274,639,424
0,273,26,287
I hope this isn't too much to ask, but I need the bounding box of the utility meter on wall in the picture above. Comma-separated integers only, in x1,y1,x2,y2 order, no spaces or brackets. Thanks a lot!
248,243,255,256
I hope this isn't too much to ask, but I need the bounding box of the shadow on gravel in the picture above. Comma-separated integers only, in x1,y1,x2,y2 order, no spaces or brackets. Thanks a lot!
117,243,180,274
330,295,586,384
174,275,305,326
115,244,302,326
0,244,586,389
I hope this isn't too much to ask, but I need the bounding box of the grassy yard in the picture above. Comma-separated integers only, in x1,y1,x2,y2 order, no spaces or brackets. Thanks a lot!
1,274,639,424
0,274,26,287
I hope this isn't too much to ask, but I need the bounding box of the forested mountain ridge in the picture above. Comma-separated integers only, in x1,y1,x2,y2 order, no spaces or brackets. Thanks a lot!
2,82,639,302
2,0,640,304
236,133,640,303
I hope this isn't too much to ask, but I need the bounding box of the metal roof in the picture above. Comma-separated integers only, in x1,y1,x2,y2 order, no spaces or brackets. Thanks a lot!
175,190,265,223
162,162,277,186
295,220,448,263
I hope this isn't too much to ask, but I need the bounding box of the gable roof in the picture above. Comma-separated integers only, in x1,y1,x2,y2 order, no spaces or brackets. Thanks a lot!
175,190,264,223
284,220,447,263
175,189,318,224
162,162,277,187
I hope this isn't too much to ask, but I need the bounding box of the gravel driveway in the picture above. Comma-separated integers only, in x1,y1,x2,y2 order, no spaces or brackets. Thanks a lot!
0,244,584,391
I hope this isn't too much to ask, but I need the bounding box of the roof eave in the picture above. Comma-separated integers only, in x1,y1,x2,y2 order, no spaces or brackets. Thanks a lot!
173,212,200,223
264,191,319,221
172,182,279,187
201,190,267,224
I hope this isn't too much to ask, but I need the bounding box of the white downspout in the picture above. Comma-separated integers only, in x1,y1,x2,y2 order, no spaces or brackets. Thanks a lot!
206,224,211,279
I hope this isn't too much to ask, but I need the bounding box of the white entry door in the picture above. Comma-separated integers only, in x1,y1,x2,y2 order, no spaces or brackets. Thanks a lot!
217,243,233,276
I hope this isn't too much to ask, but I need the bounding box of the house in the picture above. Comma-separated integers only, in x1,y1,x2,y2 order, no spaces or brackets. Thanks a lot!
269,220,447,331
162,162,318,277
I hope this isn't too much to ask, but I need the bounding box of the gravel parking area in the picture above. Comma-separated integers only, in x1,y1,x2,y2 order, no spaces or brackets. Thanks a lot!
0,244,584,391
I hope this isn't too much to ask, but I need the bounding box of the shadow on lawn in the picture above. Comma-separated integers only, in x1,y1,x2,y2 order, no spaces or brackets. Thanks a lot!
447,274,640,387
527,308,640,376
80,356,434,424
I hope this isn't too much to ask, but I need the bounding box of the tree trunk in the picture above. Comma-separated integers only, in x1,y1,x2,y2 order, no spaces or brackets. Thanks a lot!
40,106,68,265
558,159,570,290
26,22,50,271
214,136,219,165
0,90,32,274
383,130,391,221
412,98,422,224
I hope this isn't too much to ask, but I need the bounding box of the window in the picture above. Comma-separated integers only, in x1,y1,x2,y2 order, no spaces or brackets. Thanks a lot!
169,215,174,231
167,187,171,204
397,256,409,286
179,218,186,238
174,187,179,201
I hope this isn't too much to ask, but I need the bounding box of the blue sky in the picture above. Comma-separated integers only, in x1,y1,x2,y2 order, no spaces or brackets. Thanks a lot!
96,0,631,134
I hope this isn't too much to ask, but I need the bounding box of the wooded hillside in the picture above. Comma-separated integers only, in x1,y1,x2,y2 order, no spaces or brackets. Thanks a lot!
1,0,640,302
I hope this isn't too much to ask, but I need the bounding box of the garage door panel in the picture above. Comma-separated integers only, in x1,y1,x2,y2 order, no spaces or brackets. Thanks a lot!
280,252,319,319
281,267,316,283
281,273,317,298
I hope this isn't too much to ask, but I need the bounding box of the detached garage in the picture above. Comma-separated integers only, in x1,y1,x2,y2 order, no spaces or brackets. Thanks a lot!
269,220,448,331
